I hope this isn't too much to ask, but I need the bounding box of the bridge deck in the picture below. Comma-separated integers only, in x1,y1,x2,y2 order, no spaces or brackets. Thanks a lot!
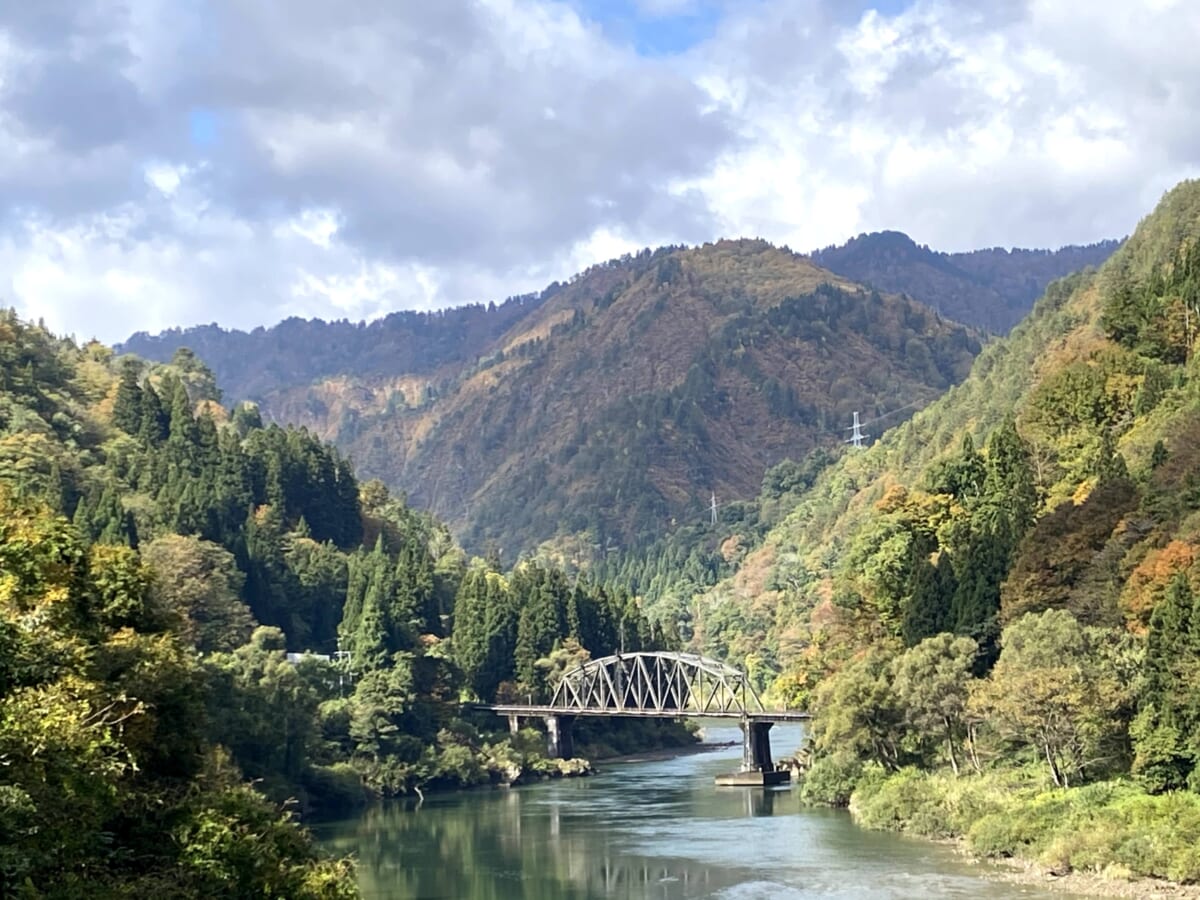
479,704,811,722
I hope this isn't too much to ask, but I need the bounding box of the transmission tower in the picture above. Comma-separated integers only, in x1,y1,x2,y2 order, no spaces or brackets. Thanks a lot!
845,411,869,449
710,491,718,526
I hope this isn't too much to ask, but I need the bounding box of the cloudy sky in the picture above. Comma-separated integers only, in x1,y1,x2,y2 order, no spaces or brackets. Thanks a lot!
2,0,1198,343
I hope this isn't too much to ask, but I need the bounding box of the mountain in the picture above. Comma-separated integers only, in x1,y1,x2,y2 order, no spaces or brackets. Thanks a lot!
123,240,982,559
122,290,546,404
688,181,1200,694
811,231,1119,334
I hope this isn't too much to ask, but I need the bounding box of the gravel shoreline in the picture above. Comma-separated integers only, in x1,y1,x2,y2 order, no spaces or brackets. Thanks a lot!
927,839,1200,899
988,857,1200,899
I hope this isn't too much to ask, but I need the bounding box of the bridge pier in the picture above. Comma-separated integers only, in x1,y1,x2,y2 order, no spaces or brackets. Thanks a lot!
742,719,775,773
544,714,575,759
715,718,790,786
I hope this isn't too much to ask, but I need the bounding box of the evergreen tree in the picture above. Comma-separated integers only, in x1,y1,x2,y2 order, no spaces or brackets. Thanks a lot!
112,357,144,435
514,606,538,696
137,382,169,444
901,546,954,646
1133,575,1200,791
165,375,198,446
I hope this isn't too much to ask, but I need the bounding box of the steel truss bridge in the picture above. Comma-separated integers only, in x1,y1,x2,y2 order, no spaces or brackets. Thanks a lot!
477,652,809,781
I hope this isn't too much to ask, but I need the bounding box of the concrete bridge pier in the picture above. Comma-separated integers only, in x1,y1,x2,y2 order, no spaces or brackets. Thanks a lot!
715,718,791,786
742,719,775,773
545,714,575,759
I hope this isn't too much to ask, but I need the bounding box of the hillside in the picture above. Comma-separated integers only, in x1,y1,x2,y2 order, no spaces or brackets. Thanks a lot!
690,181,1200,693
686,181,1200,888
811,231,1119,334
126,241,982,558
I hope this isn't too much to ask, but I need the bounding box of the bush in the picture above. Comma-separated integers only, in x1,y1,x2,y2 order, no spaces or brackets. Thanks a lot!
852,767,956,837
846,768,1200,886
799,751,864,806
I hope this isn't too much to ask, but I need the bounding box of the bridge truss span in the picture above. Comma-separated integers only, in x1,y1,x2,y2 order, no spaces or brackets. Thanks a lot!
551,651,765,717
478,651,809,780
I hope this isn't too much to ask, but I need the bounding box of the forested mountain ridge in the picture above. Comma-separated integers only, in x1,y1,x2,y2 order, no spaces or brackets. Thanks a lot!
122,291,546,404
125,240,981,559
811,231,1119,334
694,182,1200,690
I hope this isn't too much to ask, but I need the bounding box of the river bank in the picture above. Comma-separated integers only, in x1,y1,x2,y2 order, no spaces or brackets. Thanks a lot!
840,767,1200,896
991,854,1200,899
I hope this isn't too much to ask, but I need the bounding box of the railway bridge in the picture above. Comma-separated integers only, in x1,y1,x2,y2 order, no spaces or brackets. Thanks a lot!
477,652,810,785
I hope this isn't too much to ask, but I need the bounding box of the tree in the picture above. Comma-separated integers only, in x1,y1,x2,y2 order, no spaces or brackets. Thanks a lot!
112,357,144,435
1132,574,1200,791
203,626,320,783
890,634,977,774
142,535,256,652
809,644,906,771
969,610,1133,787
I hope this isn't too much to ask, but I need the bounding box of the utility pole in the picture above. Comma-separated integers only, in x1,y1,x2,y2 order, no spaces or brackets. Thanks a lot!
846,411,868,450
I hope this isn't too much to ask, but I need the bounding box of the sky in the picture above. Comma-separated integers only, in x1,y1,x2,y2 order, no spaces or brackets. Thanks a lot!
1,0,1199,344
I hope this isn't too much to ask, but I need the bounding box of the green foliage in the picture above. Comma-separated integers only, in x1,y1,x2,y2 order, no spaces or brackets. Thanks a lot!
851,768,1200,885
0,487,355,896
798,751,865,807
172,783,357,899
890,634,976,774
970,610,1136,787
1132,574,1200,791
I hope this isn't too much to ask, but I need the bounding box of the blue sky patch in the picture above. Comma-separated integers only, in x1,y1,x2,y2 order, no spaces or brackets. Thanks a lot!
576,0,914,57
575,0,724,57
188,108,219,147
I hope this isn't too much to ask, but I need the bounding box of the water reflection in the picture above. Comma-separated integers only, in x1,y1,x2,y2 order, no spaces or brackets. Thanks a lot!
317,726,1084,900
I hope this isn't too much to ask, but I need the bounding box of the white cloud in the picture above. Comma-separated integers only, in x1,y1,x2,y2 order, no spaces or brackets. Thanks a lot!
1,0,1199,343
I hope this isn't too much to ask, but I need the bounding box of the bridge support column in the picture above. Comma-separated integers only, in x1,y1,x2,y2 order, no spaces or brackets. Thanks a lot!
716,718,790,786
544,715,575,760
508,714,520,735
741,719,775,773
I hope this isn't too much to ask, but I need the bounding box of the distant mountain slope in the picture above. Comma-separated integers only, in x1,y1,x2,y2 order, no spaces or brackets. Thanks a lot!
123,241,982,558
811,231,1119,333
121,291,547,402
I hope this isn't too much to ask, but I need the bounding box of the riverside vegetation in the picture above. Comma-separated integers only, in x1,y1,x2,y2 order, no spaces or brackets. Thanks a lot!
0,313,683,897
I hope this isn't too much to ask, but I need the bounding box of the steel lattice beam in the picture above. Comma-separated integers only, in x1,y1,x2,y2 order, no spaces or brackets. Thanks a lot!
547,652,768,716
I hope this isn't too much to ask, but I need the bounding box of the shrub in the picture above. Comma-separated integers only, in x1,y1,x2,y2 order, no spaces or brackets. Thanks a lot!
799,751,864,806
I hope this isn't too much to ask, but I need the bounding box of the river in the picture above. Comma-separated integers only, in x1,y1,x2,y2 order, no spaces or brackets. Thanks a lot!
316,724,1089,899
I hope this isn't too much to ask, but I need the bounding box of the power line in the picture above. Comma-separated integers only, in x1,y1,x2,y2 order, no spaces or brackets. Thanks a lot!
858,398,927,427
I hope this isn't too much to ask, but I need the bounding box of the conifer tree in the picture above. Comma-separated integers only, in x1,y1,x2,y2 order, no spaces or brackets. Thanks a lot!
112,358,144,435
138,382,169,444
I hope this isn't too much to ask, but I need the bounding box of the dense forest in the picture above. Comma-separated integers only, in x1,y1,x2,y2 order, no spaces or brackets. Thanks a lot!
812,231,1119,334
0,313,676,897
692,181,1200,882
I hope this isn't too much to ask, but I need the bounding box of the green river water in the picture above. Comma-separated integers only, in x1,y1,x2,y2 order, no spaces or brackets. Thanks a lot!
316,724,1090,899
